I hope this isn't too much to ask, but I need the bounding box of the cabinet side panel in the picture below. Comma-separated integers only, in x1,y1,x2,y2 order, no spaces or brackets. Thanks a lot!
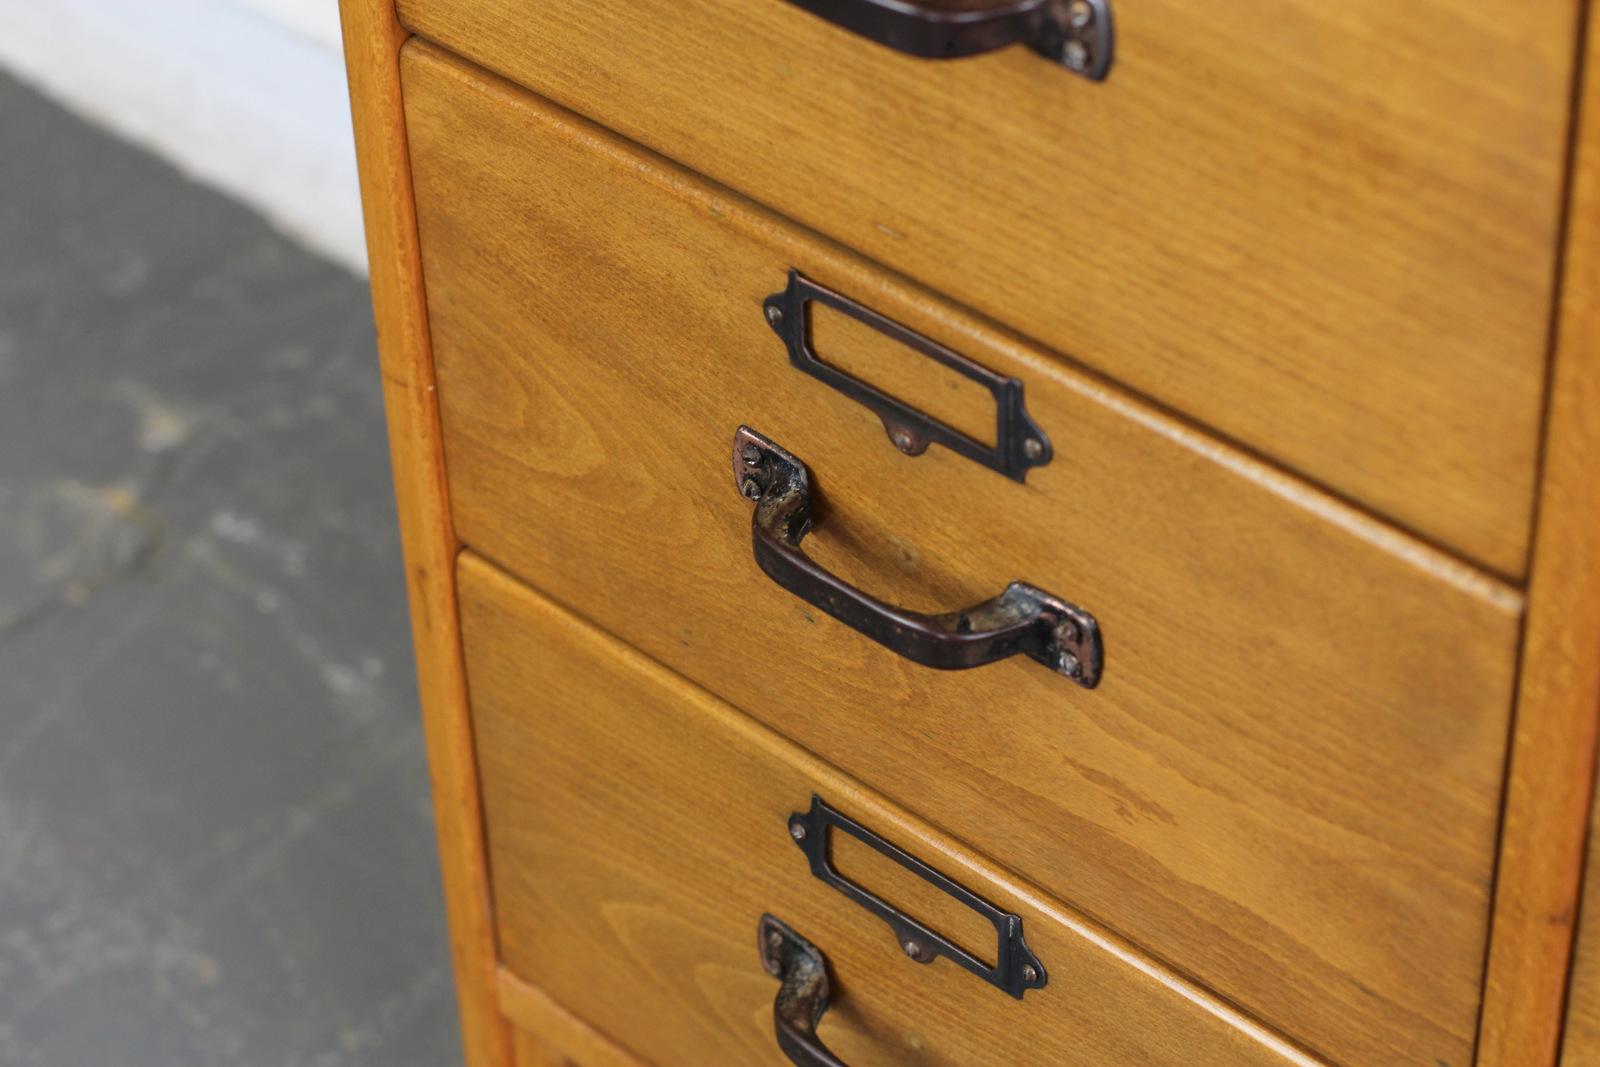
1560,791,1600,1064
1481,8,1600,1065
336,4,512,1066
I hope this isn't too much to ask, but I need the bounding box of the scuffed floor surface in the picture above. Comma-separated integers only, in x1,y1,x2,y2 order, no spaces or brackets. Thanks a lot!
0,72,462,1064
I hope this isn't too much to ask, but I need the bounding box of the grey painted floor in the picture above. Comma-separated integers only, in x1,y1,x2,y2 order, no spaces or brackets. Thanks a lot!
0,72,462,1065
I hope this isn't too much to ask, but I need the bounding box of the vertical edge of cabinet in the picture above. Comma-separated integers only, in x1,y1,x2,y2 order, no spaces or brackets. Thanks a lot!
1479,7,1600,1066
336,4,514,1067
1560,790,1600,1063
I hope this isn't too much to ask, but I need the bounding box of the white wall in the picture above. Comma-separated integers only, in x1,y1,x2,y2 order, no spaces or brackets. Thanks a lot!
0,0,366,274
229,0,345,51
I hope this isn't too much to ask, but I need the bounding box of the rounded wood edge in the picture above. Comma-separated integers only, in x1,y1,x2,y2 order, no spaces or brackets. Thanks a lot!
337,3,515,1067
1478,6,1600,1065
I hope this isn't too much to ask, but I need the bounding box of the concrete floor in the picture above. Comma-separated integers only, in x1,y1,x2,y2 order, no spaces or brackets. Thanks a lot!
0,72,462,1065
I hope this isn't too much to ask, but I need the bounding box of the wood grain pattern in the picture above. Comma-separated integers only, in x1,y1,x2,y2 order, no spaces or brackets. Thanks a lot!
508,1031,566,1067
395,0,1578,578
500,972,646,1067
334,7,511,1067
1481,9,1600,1065
1560,790,1600,1066
402,46,1523,1067
459,554,1325,1067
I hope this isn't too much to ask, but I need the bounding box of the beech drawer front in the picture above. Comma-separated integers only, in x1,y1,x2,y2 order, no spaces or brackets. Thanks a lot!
459,555,1315,1067
395,0,1574,577
406,47,1520,1066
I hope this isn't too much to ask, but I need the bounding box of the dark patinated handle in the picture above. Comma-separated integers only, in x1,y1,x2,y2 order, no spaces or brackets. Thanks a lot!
784,0,1113,79
760,915,848,1067
732,426,1103,687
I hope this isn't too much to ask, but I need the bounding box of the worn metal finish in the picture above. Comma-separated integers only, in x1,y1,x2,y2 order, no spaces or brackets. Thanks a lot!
788,796,1048,1000
759,915,849,1067
731,426,1103,686
763,270,1052,483
783,0,1114,79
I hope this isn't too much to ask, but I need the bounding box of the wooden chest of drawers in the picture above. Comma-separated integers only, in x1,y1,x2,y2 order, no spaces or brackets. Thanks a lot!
339,2,1600,1064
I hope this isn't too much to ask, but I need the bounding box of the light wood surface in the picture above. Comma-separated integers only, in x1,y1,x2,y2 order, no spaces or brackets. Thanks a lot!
459,554,1325,1067
395,0,1579,578
500,971,646,1067
335,6,511,1067
403,46,1523,1067
1481,10,1600,1066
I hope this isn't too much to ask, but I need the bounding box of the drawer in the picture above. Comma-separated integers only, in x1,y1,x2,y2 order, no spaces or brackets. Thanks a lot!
501,979,641,1067
404,47,1522,1065
395,0,1577,577
459,554,1318,1066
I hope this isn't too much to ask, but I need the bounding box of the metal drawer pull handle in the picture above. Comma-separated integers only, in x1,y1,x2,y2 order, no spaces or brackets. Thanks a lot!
760,915,849,1067
784,0,1114,80
732,426,1103,687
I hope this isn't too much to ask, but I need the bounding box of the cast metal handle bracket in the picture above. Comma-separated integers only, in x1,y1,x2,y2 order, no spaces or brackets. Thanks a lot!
732,425,1103,687
788,796,1047,1000
760,915,849,1067
785,0,1114,79
764,270,1051,484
